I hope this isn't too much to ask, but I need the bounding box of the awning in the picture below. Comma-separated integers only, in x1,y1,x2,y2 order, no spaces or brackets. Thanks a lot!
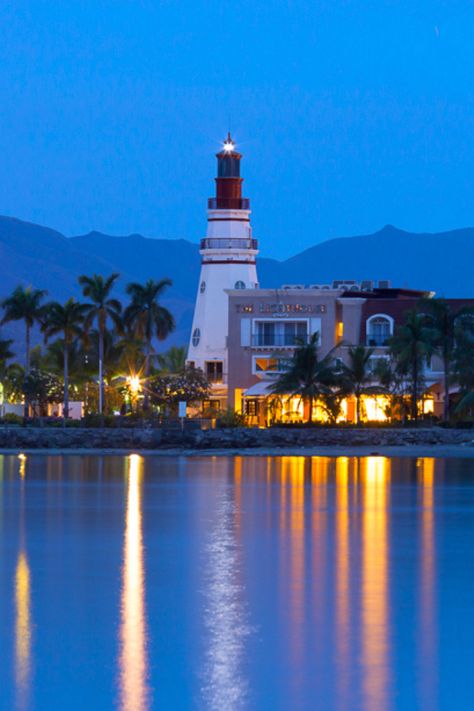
243,381,274,397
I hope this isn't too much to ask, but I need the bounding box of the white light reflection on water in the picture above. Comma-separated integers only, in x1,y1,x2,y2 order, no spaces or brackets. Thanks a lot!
201,463,252,710
118,454,150,711
14,453,32,711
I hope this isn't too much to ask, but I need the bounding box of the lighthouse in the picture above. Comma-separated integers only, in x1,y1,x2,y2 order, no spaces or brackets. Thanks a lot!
187,134,259,406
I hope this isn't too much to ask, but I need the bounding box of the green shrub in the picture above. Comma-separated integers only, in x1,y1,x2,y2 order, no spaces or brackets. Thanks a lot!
0,413,23,425
216,408,246,428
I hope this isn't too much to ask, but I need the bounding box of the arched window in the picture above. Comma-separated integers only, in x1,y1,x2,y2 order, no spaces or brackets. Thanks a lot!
366,314,393,347
234,280,245,289
192,328,201,347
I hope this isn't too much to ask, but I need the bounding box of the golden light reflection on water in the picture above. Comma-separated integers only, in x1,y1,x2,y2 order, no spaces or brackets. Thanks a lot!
418,457,437,708
310,457,329,678
119,454,149,711
335,457,350,708
282,458,306,674
361,457,391,711
15,454,32,711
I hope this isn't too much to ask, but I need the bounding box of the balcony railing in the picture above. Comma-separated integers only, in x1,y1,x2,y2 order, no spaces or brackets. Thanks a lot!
208,197,250,210
200,238,258,251
366,334,391,347
251,334,309,347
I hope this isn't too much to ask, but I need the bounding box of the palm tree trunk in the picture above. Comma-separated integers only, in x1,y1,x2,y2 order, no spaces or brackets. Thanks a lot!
99,328,104,415
412,360,418,421
356,391,361,424
64,342,69,419
443,357,450,421
24,323,30,418
307,394,313,424
143,340,151,411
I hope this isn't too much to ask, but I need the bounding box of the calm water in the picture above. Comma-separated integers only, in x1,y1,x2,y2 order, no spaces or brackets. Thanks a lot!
1,453,474,710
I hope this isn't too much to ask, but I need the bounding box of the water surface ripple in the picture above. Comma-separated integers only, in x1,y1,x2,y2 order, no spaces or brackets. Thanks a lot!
0,453,473,710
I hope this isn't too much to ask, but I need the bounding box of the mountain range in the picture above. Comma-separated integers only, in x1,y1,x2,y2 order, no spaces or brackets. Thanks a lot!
0,215,472,352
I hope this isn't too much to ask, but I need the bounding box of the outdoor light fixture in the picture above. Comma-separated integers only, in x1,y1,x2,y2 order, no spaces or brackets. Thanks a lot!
127,375,141,395
223,140,234,152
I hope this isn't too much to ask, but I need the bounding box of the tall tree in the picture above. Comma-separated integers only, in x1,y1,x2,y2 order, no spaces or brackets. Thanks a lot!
42,298,88,418
423,298,474,421
344,345,374,423
1,285,47,415
452,328,474,417
0,338,14,414
124,279,175,410
270,333,341,424
0,338,14,364
79,273,122,414
157,345,187,374
389,310,433,421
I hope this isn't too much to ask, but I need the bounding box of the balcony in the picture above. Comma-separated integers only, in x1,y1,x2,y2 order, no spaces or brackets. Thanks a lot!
208,197,250,210
366,334,390,347
200,238,258,251
251,333,309,347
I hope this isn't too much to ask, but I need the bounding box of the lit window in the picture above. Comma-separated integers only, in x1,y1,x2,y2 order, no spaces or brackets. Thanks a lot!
254,357,290,374
235,280,245,289
200,281,206,293
192,328,201,347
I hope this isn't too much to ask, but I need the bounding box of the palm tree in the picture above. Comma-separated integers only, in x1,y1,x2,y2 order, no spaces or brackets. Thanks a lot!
0,338,14,415
453,328,474,417
157,345,186,374
0,337,14,364
124,279,175,409
270,333,340,424
389,310,434,421
42,298,88,418
1,285,47,415
423,298,474,421
344,345,374,423
79,273,122,414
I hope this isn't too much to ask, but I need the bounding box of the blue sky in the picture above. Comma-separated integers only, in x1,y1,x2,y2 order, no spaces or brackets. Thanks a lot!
0,1,473,258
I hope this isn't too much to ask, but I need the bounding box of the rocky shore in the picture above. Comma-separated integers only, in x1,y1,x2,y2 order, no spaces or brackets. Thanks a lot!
0,425,473,452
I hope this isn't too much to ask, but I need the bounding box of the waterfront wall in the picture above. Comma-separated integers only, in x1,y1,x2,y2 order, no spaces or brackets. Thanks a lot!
0,426,473,450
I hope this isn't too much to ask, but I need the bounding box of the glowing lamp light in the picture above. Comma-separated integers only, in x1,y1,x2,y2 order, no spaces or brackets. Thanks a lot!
127,375,141,395
223,140,234,152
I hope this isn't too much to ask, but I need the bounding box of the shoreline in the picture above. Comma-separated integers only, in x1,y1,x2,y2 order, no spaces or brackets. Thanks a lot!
1,444,474,458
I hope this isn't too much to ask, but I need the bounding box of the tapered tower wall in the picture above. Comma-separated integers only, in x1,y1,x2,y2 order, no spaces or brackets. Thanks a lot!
187,136,259,400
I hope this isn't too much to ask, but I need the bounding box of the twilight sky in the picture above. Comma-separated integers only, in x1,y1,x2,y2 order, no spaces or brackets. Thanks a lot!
0,1,473,258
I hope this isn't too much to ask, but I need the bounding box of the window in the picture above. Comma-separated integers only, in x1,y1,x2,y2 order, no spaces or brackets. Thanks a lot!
368,355,389,375
245,399,259,417
254,356,291,374
205,361,223,384
252,321,308,346
192,328,201,347
200,281,206,293
202,399,220,414
234,280,245,289
366,315,393,347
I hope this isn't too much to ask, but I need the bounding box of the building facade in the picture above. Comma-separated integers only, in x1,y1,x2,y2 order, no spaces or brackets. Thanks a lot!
188,139,473,423
225,284,474,423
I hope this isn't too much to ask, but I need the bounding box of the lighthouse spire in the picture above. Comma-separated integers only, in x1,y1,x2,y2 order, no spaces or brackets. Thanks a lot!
187,135,260,407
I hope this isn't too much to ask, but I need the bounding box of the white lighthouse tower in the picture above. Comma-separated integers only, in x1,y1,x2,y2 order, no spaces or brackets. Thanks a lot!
187,134,259,406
